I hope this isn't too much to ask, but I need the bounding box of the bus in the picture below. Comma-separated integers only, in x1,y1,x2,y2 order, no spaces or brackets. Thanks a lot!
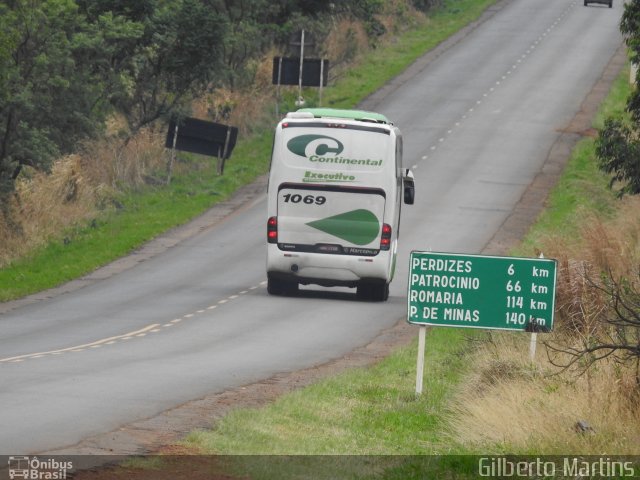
266,108,414,301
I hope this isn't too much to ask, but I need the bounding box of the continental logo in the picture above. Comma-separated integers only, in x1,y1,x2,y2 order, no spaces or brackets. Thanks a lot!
303,171,356,183
287,135,344,158
287,134,383,166
309,156,382,166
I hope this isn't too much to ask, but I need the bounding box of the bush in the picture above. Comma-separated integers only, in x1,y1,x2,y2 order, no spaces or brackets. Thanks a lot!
596,118,640,196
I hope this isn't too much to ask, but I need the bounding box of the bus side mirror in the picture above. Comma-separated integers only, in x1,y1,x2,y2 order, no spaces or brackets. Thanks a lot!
403,169,415,205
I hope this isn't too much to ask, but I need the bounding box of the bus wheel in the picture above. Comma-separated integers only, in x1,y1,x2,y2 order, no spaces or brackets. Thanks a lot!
357,281,389,302
376,283,390,301
267,276,298,296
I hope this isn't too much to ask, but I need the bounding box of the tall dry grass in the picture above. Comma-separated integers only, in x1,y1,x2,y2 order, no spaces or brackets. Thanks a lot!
191,17,376,133
80,128,166,191
0,128,167,268
0,155,96,267
448,197,640,454
448,333,640,454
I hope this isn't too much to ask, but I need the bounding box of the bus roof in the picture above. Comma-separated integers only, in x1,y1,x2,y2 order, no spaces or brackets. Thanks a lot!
293,108,391,125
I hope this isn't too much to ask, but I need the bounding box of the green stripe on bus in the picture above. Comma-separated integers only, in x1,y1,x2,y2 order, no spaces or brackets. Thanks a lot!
306,209,380,246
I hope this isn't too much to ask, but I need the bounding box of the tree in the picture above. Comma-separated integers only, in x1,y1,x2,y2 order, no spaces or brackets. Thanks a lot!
202,0,387,87
596,0,640,196
0,0,109,207
0,0,229,210
78,0,229,135
0,0,395,212
595,118,640,196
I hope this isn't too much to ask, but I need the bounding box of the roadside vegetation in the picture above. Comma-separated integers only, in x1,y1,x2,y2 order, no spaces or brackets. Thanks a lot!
186,327,471,457
448,61,640,454
0,0,496,301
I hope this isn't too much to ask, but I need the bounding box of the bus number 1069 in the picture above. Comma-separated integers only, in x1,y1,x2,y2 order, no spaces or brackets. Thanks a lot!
282,193,326,205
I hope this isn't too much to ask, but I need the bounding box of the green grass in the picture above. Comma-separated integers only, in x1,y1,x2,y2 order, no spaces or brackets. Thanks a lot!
516,138,616,253
593,62,632,129
186,327,471,456
180,328,479,478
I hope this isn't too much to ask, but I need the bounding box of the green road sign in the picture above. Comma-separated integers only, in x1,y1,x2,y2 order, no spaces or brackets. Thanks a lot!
407,251,557,332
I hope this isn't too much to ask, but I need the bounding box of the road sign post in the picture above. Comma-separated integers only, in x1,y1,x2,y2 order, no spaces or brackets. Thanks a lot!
407,251,557,394
416,325,426,395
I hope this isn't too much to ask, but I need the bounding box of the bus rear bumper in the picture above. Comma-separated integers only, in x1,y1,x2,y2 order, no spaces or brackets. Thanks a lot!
266,245,393,287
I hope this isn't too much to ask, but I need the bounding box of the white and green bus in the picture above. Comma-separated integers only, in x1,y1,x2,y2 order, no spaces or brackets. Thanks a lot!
266,108,414,301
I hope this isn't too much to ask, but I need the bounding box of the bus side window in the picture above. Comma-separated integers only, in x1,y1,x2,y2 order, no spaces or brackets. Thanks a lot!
267,131,277,192
395,134,403,174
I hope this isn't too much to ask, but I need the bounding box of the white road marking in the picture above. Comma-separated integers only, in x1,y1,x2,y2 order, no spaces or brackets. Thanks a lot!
0,324,160,363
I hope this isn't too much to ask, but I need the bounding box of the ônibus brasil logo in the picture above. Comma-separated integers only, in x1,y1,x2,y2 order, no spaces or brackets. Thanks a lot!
8,456,73,479
287,134,344,158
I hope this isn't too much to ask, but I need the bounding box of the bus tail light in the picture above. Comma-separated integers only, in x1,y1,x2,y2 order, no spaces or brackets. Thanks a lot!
267,216,278,243
380,223,392,250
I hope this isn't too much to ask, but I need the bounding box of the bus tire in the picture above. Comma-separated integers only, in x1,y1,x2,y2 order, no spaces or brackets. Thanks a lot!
267,276,298,296
376,283,390,302
357,281,389,302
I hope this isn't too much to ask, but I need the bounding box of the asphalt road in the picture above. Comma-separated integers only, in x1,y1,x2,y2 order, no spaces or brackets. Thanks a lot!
0,0,623,454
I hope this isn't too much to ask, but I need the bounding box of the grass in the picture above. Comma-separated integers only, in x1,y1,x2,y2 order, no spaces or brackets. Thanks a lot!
593,62,632,128
178,328,483,479
185,327,471,456
516,138,616,252
447,332,640,455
